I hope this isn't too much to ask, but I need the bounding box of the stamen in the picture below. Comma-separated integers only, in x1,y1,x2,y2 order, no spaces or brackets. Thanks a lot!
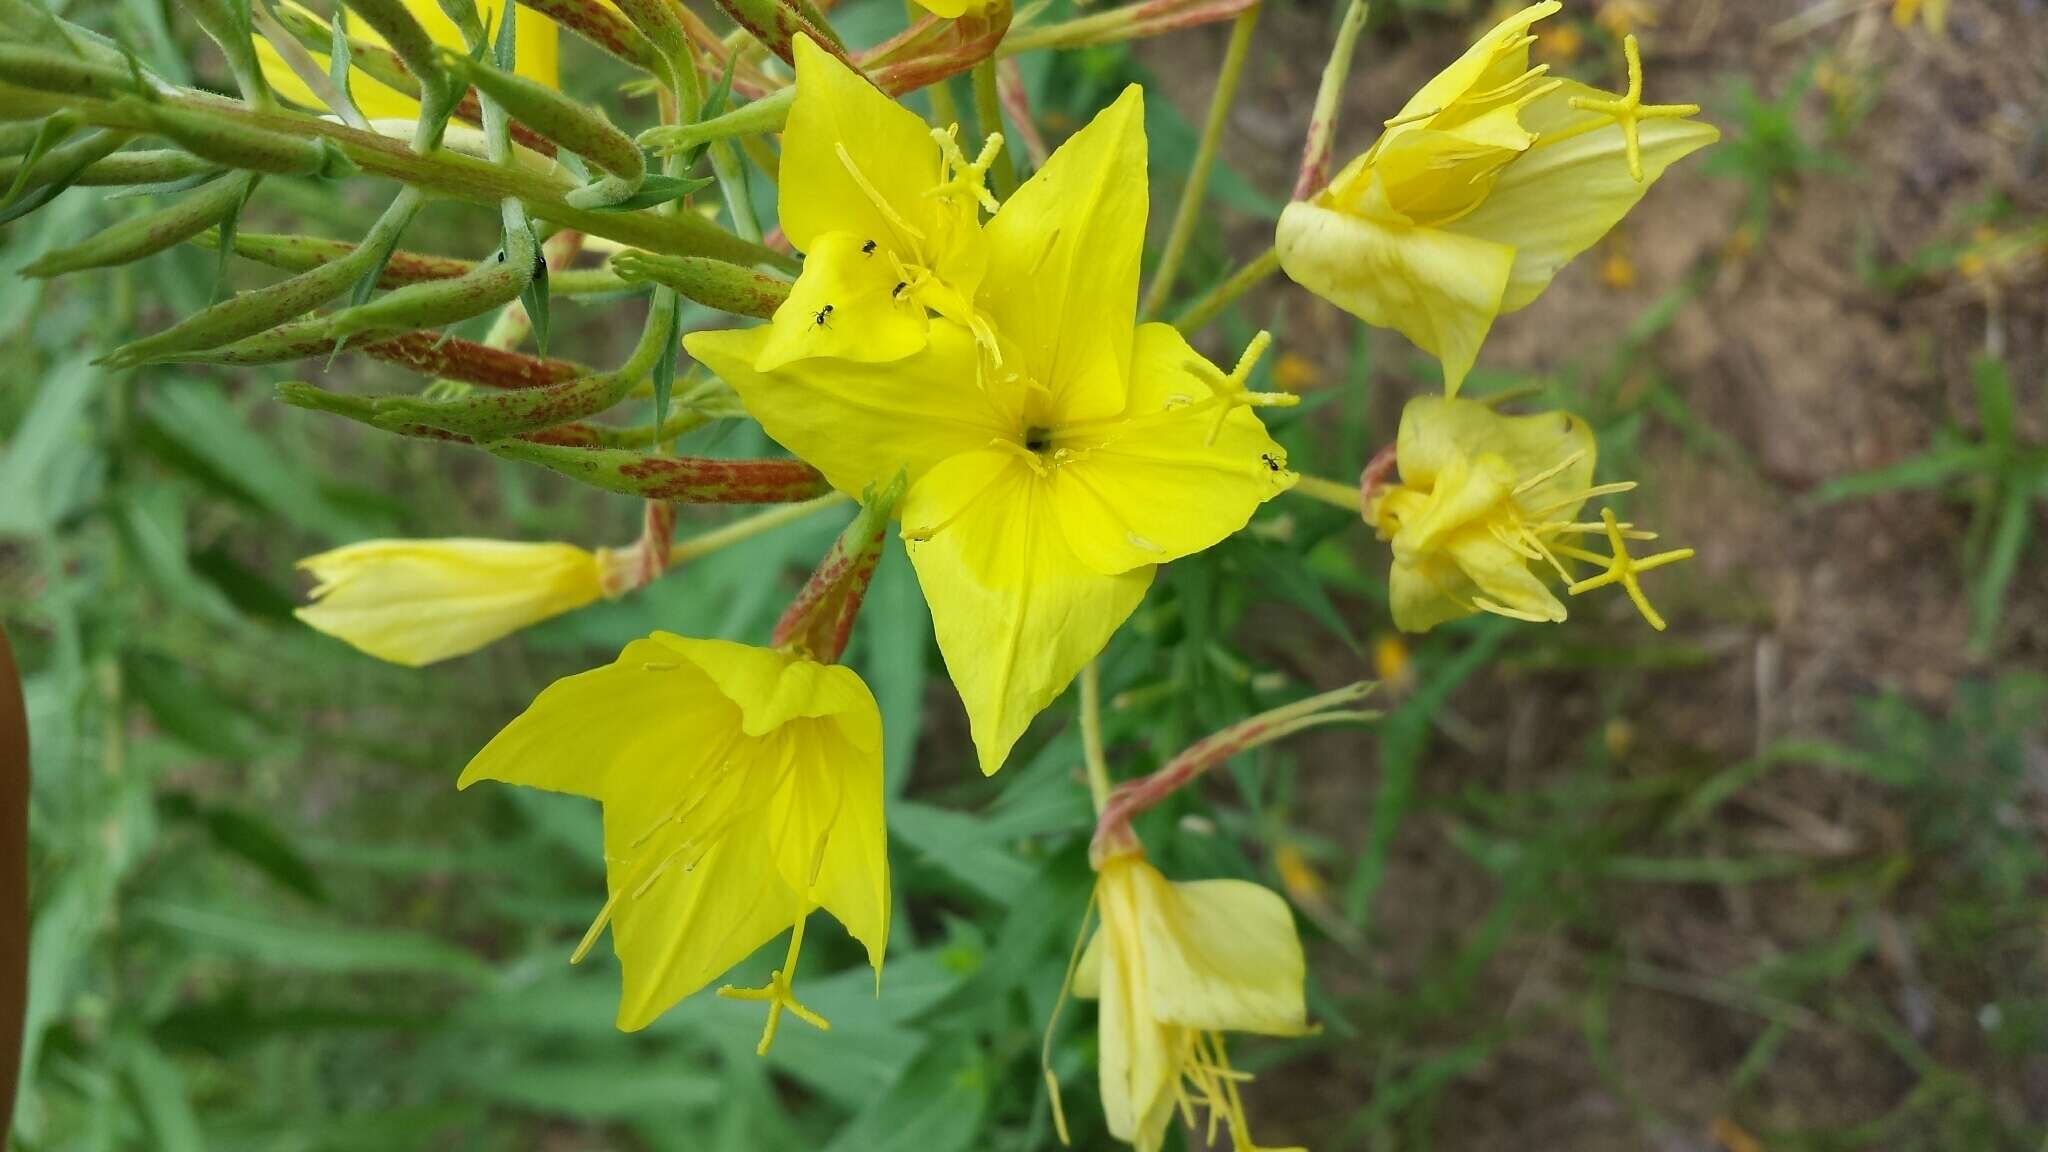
717,908,830,1055
1563,508,1695,630
1565,35,1703,182
1512,449,1587,497
1528,480,1636,518
835,143,926,244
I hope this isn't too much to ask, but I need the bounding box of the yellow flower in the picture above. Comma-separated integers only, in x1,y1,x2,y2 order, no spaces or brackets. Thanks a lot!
1892,0,1949,34
1368,395,1692,632
458,634,889,1044
296,538,624,666
1072,851,1310,1152
756,35,995,372
911,0,991,16
254,0,560,120
689,87,1295,775
1275,3,1717,395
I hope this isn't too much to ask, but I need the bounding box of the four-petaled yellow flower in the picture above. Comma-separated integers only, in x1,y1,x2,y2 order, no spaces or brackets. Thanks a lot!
255,0,560,120
758,35,998,372
459,634,889,1045
296,538,628,666
690,85,1296,775
1073,850,1311,1152
1369,395,1692,633
1275,2,1717,394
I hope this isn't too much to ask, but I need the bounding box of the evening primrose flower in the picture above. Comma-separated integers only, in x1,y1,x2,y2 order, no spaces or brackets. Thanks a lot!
296,538,630,666
458,634,889,1044
1070,850,1310,1152
689,87,1296,774
1368,395,1692,632
756,34,997,372
1892,0,1949,34
254,0,560,119
1276,2,1717,394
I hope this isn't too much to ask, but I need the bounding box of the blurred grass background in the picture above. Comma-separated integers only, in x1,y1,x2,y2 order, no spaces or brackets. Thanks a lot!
4,0,2047,1149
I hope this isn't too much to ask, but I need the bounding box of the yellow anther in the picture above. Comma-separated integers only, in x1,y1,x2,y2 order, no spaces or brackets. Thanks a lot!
1566,35,1702,182
1561,507,1693,630
928,125,1004,216
1184,330,1300,445
716,911,830,1055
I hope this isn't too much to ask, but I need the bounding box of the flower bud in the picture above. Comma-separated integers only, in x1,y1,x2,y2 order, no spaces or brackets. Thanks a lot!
518,0,661,72
486,440,832,504
23,171,256,278
341,0,451,99
772,472,903,663
322,200,535,340
368,362,638,439
295,538,609,666
145,104,357,178
443,51,644,185
70,148,216,187
610,251,791,318
0,44,142,100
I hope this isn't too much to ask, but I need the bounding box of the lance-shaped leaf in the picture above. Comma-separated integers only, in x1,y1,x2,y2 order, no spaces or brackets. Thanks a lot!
485,440,831,503
69,150,217,188
0,128,133,226
24,171,256,277
772,472,905,663
323,200,535,341
163,325,587,388
177,0,272,106
611,251,790,318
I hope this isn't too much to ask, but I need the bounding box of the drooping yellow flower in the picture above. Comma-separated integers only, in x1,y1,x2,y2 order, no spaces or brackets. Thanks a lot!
458,634,889,1044
689,88,1296,775
757,34,996,372
296,538,627,666
1892,0,1949,34
254,0,560,120
1071,850,1310,1152
1368,395,1692,632
1275,3,1717,395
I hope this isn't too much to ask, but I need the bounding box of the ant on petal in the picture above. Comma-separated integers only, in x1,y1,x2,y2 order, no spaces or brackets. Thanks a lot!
812,304,835,329
860,240,877,256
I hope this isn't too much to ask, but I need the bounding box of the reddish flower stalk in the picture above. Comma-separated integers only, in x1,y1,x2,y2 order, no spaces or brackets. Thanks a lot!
1359,440,1398,513
488,440,833,504
1090,681,1377,864
997,58,1049,167
771,473,903,663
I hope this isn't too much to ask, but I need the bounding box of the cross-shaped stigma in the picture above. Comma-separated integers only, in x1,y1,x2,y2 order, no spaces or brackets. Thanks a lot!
1567,35,1702,182
717,911,830,1055
929,125,1006,215
1185,331,1301,445
1564,508,1694,630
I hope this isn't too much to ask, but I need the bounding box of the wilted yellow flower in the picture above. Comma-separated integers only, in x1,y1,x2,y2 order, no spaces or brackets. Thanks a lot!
1071,851,1310,1152
1892,0,1949,34
757,35,994,372
1276,3,1717,394
254,0,560,120
690,87,1295,775
459,634,889,1044
296,538,626,666
1368,395,1692,632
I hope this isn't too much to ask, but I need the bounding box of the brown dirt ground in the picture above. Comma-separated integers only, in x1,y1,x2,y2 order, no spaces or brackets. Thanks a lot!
1141,1,2048,1147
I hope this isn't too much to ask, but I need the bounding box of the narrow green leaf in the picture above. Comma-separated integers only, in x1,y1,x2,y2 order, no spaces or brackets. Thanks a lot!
520,221,549,355
586,171,715,213
138,901,494,980
1973,353,2016,453
650,290,680,434
118,1035,207,1152
0,112,79,209
823,1037,988,1152
1970,478,2033,655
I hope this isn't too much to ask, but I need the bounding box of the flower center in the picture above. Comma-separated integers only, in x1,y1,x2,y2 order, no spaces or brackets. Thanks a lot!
1023,426,1053,453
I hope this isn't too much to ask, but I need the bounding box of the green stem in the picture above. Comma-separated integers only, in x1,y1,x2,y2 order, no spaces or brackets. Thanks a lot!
1288,472,1362,513
1169,245,1279,334
1142,4,1259,319
1080,661,1111,815
1295,0,1369,199
971,58,1017,200
669,492,853,567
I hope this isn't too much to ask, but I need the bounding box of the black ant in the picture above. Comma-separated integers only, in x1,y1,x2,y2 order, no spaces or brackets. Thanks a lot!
890,281,907,300
1260,453,1283,473
811,304,834,329
861,239,877,256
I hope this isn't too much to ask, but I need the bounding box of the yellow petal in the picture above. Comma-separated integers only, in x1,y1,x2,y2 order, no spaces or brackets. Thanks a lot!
1447,530,1566,621
1049,323,1295,575
981,85,1147,425
1130,865,1309,1036
903,449,1151,775
1394,395,1596,517
1276,199,1514,397
295,538,604,666
1093,857,1182,1151
1388,550,1484,633
1385,1,1559,133
685,320,1011,496
767,720,891,973
611,807,806,1031
755,232,931,372
1447,81,1719,312
779,35,945,256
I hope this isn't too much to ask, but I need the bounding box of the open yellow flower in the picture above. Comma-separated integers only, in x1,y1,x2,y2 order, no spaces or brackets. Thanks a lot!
689,87,1295,775
1275,2,1717,394
1072,851,1310,1152
1369,395,1692,632
254,0,560,120
758,34,995,372
296,538,625,666
458,634,889,1044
